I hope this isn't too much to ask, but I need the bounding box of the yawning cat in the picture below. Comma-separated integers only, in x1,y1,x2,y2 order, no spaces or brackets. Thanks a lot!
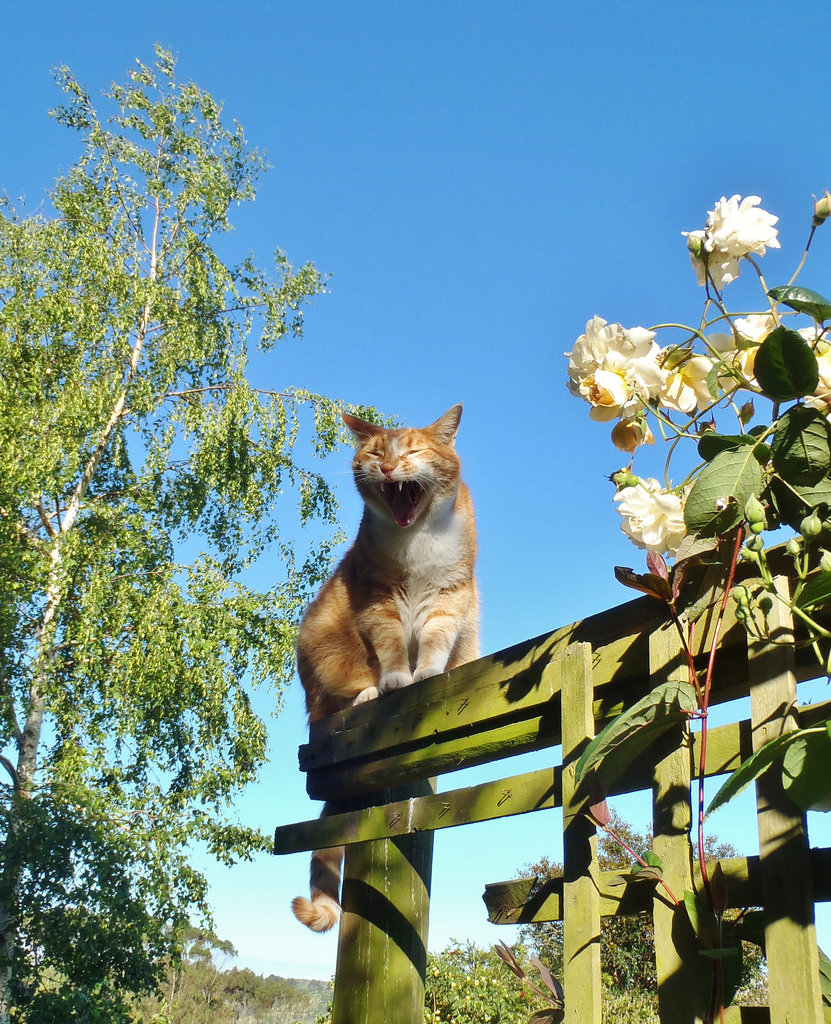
291,404,479,932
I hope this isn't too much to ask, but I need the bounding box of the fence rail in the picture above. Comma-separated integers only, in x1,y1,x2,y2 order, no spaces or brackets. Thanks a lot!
274,580,831,1023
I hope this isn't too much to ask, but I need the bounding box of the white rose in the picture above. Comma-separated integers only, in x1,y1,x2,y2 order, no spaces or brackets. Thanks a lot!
683,230,741,290
683,195,779,288
802,333,831,410
614,478,687,556
567,316,667,422
707,195,780,259
660,355,715,414
733,313,778,345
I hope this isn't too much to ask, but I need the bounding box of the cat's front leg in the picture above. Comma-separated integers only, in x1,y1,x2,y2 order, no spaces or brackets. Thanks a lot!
413,613,459,683
375,641,413,693
353,685,379,705
362,602,413,692
378,669,413,694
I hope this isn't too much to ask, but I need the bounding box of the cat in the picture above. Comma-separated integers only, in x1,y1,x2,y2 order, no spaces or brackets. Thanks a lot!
291,403,479,932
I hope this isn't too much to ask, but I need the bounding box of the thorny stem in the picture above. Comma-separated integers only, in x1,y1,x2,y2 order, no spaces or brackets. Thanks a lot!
601,824,681,907
695,530,742,1024
665,529,742,1024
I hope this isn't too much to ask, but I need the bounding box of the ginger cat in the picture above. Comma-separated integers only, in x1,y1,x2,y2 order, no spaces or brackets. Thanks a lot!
291,404,479,932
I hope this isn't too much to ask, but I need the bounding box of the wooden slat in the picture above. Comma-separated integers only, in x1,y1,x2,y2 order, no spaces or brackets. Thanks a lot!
274,765,560,853
331,780,434,1024
560,643,601,1024
748,583,824,1024
277,697,831,849
649,623,702,1024
298,546,827,762
298,598,825,802
482,848,831,925
305,708,562,799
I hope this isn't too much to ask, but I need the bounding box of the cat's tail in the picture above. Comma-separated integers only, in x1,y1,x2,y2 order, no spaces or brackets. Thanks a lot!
291,846,343,933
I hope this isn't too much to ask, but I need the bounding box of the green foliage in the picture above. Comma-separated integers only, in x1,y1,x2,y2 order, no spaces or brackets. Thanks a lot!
419,937,662,1024
519,814,766,1003
753,326,820,402
0,47,367,1019
568,196,831,837
767,285,831,324
424,941,545,1023
134,928,329,1024
684,447,765,536
575,680,698,793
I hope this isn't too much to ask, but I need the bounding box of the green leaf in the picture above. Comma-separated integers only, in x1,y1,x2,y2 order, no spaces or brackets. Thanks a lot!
769,474,831,529
697,432,764,464
699,947,741,961
529,1011,565,1024
782,727,831,811
683,889,719,949
818,945,831,1007
575,679,698,791
794,572,831,612
707,731,804,815
768,285,831,323
771,406,831,484
613,566,672,602
754,326,820,401
642,849,664,870
684,448,763,537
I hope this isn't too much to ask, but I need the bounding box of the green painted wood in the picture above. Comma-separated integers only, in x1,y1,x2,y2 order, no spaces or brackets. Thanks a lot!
305,699,561,800
298,595,825,802
722,1010,771,1023
279,705,798,853
560,642,601,1024
483,856,743,926
482,847,831,925
748,583,824,1024
273,552,831,1023
649,623,703,1024
303,631,566,765
331,780,434,1024
274,765,560,853
301,593,770,773
299,686,831,804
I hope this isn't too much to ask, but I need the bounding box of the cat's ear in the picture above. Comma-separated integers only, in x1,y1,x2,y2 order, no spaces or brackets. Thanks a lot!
342,410,383,441
428,404,463,445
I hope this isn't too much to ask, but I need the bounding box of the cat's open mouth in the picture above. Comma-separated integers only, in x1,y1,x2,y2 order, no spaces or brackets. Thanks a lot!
382,481,424,528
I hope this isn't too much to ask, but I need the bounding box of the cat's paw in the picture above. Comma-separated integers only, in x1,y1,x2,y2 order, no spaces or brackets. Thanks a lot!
353,685,379,705
378,671,413,694
413,664,445,684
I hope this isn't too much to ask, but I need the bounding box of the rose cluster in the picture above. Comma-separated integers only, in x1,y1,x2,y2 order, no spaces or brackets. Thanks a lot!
565,193,802,557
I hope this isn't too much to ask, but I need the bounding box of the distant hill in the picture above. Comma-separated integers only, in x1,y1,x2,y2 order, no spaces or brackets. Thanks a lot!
268,975,331,1023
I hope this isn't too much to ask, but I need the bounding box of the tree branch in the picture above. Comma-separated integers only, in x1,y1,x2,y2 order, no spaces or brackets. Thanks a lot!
0,755,18,790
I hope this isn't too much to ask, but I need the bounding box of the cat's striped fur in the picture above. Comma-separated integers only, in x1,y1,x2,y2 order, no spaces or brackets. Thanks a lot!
291,405,479,932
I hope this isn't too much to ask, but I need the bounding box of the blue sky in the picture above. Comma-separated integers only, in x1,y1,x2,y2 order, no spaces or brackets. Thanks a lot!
4,0,831,981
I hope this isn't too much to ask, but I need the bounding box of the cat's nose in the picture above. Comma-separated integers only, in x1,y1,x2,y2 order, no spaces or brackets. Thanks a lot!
380,461,396,478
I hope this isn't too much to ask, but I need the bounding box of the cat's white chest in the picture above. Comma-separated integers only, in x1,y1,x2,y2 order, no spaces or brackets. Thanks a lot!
389,512,466,639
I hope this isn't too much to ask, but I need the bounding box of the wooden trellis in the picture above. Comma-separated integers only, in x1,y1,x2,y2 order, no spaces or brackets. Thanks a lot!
273,581,831,1023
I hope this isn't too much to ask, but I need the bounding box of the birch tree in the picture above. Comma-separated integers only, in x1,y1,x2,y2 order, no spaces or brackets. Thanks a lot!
0,47,359,1021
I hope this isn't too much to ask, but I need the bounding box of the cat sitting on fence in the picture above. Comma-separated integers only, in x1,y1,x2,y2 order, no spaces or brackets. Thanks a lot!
291,404,480,932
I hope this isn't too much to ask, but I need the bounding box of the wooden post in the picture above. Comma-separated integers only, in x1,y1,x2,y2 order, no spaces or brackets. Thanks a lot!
560,642,602,1024
748,581,824,1024
649,623,702,1024
331,780,434,1024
